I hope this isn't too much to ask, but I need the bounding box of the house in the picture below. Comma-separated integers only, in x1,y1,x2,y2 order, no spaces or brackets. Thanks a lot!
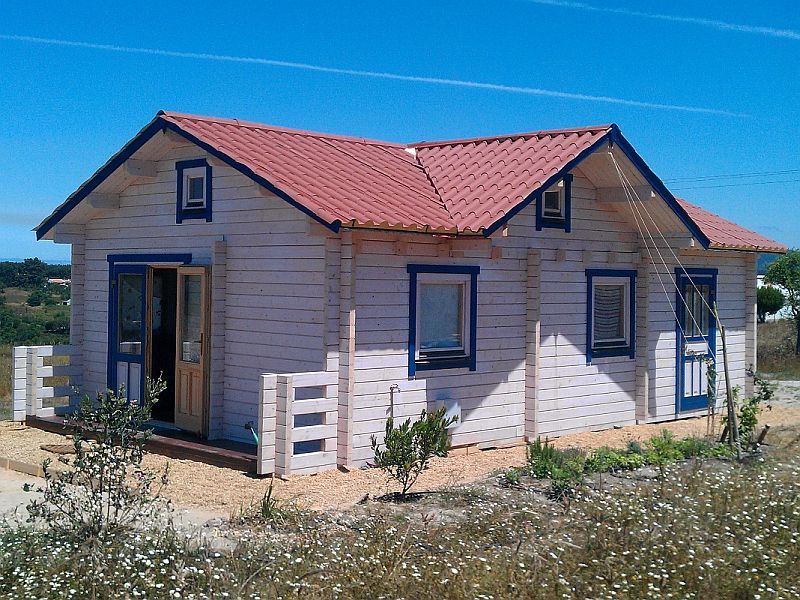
22,111,786,476
47,278,71,286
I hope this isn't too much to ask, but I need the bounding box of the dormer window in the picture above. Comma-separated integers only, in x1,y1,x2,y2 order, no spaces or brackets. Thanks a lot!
536,174,573,233
176,159,212,223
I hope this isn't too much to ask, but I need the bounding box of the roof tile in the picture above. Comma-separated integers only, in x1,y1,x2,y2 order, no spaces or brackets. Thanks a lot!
158,112,784,252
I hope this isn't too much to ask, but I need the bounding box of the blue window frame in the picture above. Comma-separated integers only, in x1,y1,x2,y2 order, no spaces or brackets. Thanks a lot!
176,158,212,223
536,174,572,233
407,264,479,376
586,268,636,364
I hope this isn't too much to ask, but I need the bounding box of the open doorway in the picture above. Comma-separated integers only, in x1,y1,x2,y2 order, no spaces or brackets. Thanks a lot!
150,268,178,423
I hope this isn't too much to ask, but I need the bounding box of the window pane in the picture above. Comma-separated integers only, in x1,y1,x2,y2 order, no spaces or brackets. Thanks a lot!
118,273,143,355
544,191,560,214
684,283,711,338
187,176,205,202
181,275,202,363
419,283,464,351
594,284,625,342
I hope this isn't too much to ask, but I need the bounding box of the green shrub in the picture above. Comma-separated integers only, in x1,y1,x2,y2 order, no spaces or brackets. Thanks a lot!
371,407,457,499
497,467,522,487
25,377,168,543
526,438,587,499
585,446,646,473
526,436,562,478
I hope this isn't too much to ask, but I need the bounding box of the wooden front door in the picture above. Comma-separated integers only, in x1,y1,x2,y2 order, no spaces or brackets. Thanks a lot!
174,266,209,435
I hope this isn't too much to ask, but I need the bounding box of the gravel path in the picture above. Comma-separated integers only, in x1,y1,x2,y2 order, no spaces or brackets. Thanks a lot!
2,382,800,513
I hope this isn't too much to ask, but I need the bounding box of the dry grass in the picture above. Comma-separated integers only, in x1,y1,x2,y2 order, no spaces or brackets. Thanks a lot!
758,320,800,378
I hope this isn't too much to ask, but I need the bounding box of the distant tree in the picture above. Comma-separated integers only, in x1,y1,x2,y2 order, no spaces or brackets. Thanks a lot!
757,286,785,323
26,289,45,307
766,250,800,354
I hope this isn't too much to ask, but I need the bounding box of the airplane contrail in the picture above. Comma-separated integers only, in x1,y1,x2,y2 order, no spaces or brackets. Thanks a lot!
0,33,746,117
527,0,800,41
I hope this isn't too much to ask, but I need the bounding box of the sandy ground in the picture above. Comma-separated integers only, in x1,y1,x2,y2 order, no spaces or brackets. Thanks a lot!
3,382,800,513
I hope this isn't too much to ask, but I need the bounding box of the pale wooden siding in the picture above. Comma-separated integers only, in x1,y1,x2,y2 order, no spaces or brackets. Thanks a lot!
645,251,749,422
69,138,756,458
78,141,326,443
514,173,640,438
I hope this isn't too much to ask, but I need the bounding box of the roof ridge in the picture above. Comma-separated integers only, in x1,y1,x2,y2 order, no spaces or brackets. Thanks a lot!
158,110,405,148
410,124,616,149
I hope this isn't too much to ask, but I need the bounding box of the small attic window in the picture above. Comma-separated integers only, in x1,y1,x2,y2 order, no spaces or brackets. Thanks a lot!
543,189,563,218
176,159,212,223
536,174,573,233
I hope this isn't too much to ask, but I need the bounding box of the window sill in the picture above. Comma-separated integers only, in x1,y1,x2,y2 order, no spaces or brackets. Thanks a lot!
177,208,212,223
539,217,567,230
590,345,634,359
414,355,473,372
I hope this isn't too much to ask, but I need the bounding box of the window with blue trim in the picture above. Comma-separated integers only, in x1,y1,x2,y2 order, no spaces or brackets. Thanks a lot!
407,264,479,376
176,159,212,223
536,174,572,232
586,269,636,363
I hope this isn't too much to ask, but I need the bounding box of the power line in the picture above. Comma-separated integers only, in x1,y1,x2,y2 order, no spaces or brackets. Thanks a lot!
671,178,800,191
664,168,800,183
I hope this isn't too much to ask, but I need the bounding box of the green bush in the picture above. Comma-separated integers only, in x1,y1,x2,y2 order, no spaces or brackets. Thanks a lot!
371,407,457,499
25,377,168,543
526,438,587,500
497,467,522,487
585,446,646,473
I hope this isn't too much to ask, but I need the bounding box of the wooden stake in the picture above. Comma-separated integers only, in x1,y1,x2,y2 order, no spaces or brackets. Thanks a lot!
713,302,741,461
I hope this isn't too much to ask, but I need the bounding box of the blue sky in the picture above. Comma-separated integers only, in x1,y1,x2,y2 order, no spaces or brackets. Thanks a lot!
1,0,798,261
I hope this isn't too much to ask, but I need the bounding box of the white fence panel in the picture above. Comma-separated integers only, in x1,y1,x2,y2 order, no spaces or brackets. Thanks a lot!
11,345,78,421
257,370,338,476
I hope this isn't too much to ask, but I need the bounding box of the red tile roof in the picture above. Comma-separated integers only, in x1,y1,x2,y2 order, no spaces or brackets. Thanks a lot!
159,113,454,232
677,199,787,253
36,111,786,254
414,126,612,233
161,112,613,234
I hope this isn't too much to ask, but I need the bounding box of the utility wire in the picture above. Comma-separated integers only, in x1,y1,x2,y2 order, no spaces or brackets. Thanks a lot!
671,178,800,191
664,168,800,183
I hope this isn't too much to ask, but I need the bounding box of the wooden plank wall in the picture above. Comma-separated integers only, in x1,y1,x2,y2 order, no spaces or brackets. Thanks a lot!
68,137,754,458
645,250,749,422
78,140,327,443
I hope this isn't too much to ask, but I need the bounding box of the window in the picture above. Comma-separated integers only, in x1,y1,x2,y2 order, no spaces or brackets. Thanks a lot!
536,174,572,232
407,264,479,375
682,283,711,339
543,189,563,218
176,159,212,223
586,269,636,363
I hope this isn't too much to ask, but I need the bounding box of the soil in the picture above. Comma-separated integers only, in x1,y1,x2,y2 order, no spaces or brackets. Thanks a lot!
2,383,800,513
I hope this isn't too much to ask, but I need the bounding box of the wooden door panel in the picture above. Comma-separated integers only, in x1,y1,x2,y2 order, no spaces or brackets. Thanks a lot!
174,267,209,435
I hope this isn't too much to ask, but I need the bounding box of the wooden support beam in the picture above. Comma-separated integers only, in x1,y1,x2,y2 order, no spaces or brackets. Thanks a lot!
86,193,118,210
597,186,654,203
661,235,696,249
124,159,157,179
52,223,84,244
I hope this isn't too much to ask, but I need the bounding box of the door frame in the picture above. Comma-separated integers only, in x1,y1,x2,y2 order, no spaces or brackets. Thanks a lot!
674,267,718,413
107,253,192,404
